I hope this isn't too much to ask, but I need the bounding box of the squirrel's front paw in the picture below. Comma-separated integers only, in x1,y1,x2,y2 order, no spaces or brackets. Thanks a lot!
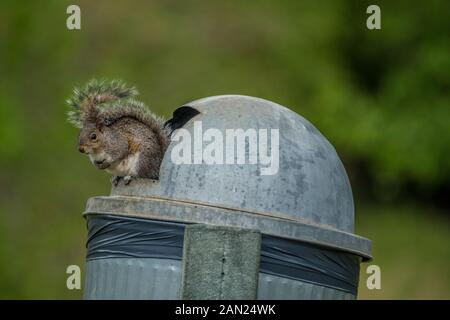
111,176,122,186
123,175,133,185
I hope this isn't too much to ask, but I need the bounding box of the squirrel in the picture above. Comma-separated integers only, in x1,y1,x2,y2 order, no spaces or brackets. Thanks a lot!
67,79,170,186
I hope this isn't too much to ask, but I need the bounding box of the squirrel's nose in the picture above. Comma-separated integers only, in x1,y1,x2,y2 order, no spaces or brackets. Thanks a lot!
78,146,86,154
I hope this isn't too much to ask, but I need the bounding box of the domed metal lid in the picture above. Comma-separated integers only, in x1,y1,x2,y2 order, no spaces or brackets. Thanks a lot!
86,95,372,260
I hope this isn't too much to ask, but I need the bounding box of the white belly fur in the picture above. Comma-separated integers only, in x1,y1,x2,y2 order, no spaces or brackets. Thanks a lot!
106,152,140,176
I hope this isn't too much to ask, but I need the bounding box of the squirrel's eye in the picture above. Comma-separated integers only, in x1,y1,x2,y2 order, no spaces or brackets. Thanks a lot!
90,133,97,140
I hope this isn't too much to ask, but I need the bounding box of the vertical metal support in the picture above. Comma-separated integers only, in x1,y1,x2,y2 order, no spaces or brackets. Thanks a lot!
181,224,261,300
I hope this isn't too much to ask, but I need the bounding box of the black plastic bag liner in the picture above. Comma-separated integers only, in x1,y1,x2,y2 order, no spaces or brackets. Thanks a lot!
86,214,360,294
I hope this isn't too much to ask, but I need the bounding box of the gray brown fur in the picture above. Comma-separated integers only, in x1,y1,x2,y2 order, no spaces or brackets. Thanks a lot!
68,79,169,184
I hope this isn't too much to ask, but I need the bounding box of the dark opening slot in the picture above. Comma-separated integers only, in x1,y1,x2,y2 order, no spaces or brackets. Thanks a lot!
164,106,201,135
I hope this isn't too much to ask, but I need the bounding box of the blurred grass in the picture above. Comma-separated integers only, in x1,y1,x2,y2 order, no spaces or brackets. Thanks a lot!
357,206,450,299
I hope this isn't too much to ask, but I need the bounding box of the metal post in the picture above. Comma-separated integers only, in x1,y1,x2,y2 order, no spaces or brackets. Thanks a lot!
181,224,261,300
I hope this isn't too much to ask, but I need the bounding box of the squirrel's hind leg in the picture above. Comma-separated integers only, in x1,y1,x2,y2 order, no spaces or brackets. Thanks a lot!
111,175,122,186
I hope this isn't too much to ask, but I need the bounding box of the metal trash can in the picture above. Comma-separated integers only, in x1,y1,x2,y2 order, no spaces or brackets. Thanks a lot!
83,95,372,300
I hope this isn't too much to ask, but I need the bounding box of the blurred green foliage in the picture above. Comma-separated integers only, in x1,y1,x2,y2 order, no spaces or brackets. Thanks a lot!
0,0,448,299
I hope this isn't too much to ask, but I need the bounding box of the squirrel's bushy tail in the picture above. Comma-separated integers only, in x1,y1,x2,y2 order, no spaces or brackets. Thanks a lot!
67,79,138,128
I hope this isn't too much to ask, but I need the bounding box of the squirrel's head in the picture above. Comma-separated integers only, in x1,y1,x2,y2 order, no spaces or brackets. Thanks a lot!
78,119,129,170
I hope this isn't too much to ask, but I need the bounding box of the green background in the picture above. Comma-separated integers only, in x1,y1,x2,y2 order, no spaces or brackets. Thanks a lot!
0,0,449,299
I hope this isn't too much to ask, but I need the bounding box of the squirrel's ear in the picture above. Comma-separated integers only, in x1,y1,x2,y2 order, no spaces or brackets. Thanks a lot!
96,120,104,131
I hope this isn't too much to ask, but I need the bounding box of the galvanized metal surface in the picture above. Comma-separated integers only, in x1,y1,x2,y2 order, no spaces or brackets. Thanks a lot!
257,274,355,300
84,258,355,300
111,95,355,233
84,258,182,300
84,95,371,259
